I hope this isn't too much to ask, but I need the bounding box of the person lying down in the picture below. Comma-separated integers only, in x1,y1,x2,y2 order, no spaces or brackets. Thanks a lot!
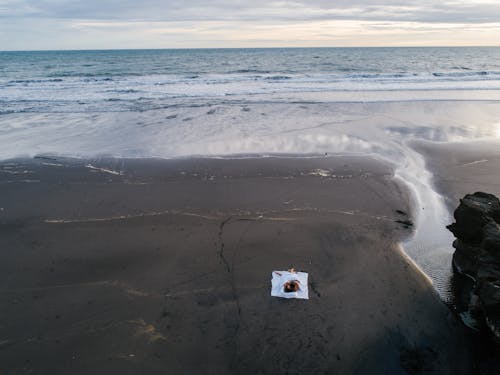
271,268,309,299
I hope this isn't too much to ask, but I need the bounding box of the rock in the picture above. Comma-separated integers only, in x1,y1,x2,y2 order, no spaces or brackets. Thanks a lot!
448,192,500,243
447,192,500,343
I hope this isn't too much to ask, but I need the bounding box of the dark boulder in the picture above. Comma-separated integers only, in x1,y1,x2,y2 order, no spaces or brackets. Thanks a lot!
447,192,500,343
448,192,500,244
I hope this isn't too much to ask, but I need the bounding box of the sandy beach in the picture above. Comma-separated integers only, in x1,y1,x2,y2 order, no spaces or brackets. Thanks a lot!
0,156,473,374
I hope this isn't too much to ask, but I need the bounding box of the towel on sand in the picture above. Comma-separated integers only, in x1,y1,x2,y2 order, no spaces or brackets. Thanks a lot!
271,270,309,299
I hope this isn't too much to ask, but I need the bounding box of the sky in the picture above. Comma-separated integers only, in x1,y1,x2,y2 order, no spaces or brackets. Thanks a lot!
1,0,500,50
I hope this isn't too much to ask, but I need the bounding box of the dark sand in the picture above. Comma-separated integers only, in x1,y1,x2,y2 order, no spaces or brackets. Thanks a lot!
0,156,472,374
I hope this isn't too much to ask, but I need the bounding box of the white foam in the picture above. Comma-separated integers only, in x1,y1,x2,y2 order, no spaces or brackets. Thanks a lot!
392,144,455,300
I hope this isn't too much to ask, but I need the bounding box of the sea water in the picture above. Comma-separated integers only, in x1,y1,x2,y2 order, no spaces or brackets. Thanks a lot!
2,47,500,115
1,47,500,299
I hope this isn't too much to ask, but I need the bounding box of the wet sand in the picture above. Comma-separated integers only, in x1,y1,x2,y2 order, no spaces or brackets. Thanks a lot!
414,140,500,211
414,139,500,375
0,156,472,374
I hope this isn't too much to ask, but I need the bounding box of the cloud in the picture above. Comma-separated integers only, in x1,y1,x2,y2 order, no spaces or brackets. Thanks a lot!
2,0,500,23
1,0,500,49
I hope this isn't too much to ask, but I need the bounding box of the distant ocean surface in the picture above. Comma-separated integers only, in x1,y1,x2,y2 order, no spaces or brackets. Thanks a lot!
2,47,500,114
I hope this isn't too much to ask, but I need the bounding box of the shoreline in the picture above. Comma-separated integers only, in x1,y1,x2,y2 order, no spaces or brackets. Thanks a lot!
0,155,473,374
414,139,500,373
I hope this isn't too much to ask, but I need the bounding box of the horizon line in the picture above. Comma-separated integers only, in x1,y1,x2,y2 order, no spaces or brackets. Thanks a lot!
2,45,500,53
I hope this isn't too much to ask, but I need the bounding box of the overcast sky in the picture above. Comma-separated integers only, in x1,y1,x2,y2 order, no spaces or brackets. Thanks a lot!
1,0,500,50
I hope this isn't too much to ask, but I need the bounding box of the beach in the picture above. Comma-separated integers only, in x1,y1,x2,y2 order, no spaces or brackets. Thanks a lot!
1,47,500,374
0,156,473,374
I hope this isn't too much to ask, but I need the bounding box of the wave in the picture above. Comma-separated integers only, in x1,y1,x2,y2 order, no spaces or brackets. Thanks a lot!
431,71,496,78
5,69,500,87
8,79,64,84
104,89,141,94
231,69,272,74
47,71,137,79
2,68,500,115
264,75,292,81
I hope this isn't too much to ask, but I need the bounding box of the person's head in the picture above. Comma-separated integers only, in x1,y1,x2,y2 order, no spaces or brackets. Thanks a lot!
284,280,300,293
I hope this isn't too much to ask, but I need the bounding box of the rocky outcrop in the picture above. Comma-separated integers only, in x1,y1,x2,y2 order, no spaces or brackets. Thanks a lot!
447,192,500,342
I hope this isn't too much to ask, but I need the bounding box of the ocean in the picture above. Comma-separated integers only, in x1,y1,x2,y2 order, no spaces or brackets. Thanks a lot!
1,47,500,115
1,47,500,299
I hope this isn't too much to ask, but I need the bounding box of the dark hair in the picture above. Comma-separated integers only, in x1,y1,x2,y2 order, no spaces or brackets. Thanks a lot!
284,280,299,293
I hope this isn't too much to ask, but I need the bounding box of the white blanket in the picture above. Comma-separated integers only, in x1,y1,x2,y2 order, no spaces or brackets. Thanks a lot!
271,270,309,299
